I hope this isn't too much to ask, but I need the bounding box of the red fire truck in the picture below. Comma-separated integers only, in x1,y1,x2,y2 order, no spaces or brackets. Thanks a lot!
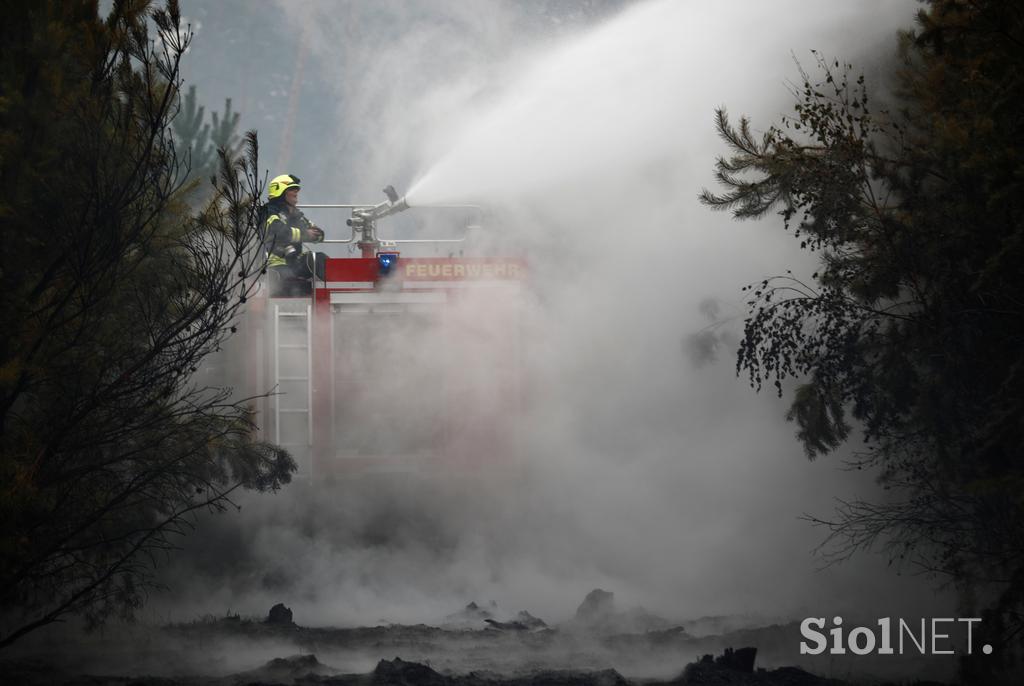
241,188,527,482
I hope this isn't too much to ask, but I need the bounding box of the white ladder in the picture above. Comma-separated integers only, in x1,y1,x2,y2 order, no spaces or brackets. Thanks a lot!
272,301,313,478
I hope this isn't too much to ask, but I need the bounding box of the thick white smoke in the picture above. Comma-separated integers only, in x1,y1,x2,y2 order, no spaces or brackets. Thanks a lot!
150,0,953,644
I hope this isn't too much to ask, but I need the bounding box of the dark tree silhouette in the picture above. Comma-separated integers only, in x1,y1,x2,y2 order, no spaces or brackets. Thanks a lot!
0,0,294,647
701,0,1024,675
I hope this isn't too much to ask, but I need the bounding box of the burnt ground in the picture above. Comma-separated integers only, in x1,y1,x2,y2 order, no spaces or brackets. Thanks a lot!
0,613,956,686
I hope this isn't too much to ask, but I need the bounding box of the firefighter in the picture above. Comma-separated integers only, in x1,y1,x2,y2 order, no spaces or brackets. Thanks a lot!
262,173,327,296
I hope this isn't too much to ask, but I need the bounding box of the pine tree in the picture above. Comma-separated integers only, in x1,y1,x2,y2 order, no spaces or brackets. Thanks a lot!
172,85,243,187
702,0,1024,675
0,0,294,647
172,84,213,175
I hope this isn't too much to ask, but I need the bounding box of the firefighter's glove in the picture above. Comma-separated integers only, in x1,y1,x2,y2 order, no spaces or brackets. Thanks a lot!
283,244,300,265
303,225,325,242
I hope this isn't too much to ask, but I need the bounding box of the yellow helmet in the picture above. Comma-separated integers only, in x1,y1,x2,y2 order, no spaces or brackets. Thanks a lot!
268,173,301,200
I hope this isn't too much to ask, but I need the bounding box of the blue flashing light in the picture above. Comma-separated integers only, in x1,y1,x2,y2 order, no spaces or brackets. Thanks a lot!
377,251,399,276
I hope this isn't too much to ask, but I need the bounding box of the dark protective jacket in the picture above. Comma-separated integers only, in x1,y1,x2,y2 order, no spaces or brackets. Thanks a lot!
261,198,322,269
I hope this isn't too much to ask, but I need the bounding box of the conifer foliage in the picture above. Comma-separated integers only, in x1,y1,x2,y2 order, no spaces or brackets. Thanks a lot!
173,84,244,184
0,0,294,646
702,0,1024,661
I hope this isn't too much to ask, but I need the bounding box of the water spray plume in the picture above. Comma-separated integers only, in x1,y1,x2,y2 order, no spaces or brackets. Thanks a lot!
405,0,909,209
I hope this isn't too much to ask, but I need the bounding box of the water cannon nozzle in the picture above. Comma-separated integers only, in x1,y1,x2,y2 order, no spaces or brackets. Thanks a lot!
370,185,409,220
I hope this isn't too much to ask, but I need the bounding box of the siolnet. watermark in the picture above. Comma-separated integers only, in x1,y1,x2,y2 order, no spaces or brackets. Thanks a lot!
800,616,992,656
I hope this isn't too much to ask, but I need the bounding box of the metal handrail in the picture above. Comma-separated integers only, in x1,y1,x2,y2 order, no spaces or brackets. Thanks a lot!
384,238,467,244
303,202,482,247
300,203,483,210
321,228,358,245
300,204,377,209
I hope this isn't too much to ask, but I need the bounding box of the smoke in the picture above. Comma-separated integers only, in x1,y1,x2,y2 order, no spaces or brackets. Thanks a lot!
147,0,954,654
